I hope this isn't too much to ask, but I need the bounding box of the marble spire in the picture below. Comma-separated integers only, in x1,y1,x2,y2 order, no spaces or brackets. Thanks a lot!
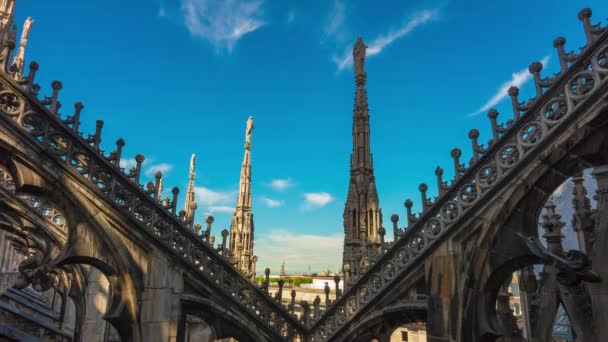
229,116,257,279
342,37,383,282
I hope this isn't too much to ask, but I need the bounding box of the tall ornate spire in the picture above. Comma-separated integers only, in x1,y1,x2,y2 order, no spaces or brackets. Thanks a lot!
0,0,16,71
342,37,382,283
229,116,257,279
184,154,197,226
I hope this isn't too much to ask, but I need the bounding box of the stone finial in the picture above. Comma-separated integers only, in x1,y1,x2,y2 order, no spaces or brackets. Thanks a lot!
435,166,446,196
324,281,331,306
300,300,310,327
289,289,296,314
313,295,321,319
468,129,481,161
528,61,544,98
171,186,179,214
391,214,400,238
578,8,594,44
335,273,342,298
419,183,431,211
277,278,285,302
204,215,214,241
220,229,229,254
487,109,500,143
507,86,521,120
49,80,62,114
25,61,39,94
71,102,83,132
553,37,568,73
451,148,463,181
404,199,416,227
110,138,125,167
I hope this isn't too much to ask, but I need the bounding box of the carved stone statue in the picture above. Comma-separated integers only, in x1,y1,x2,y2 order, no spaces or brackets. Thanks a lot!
245,115,254,144
353,37,366,76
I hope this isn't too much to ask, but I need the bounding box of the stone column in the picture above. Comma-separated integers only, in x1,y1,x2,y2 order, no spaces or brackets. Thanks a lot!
140,251,184,342
82,268,113,342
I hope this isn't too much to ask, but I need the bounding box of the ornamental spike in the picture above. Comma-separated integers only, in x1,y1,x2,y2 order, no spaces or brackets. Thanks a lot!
71,102,83,133
171,186,179,215
507,86,521,120
451,148,463,181
109,138,125,166
390,214,399,239
132,154,145,184
435,166,446,196
487,109,500,143
25,61,38,94
49,80,62,114
528,61,544,98
468,129,480,162
578,8,594,45
553,37,568,73
404,199,416,227
204,216,214,242
419,183,432,211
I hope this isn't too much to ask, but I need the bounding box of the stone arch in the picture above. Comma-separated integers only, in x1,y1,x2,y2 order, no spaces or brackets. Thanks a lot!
337,303,427,342
178,294,268,342
463,122,608,341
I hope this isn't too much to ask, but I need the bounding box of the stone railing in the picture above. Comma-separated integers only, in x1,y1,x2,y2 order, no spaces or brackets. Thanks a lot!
0,65,305,340
309,8,608,341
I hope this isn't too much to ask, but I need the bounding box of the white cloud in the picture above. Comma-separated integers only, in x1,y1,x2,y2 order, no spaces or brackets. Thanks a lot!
324,0,346,42
195,186,236,207
333,9,440,71
303,192,334,209
470,56,550,116
180,0,264,53
269,178,294,191
119,158,137,170
207,205,235,213
255,230,343,274
262,197,283,208
144,163,173,177
286,10,295,24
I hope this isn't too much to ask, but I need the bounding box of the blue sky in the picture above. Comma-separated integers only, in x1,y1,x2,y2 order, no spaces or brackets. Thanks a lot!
14,0,608,274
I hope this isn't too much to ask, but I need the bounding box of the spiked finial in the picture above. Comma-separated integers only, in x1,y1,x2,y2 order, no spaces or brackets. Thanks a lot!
435,166,446,196
171,186,179,214
451,148,463,180
578,8,594,45
25,61,38,94
391,214,400,238
204,215,214,241
419,183,431,211
49,80,62,114
109,138,125,167
334,274,341,298
404,199,416,227
468,129,481,161
507,86,521,120
553,37,568,73
528,61,544,98
487,109,500,143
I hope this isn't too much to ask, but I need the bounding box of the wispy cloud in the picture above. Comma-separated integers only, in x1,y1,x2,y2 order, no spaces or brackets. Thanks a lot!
261,197,283,208
303,192,334,209
268,178,294,191
195,186,236,214
333,8,440,71
286,9,295,24
179,0,264,53
470,56,550,116
324,0,347,42
144,163,173,177
255,230,343,274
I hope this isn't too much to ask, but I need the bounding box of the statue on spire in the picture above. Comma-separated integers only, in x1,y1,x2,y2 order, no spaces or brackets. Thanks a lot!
245,115,254,146
184,154,197,225
353,37,367,78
